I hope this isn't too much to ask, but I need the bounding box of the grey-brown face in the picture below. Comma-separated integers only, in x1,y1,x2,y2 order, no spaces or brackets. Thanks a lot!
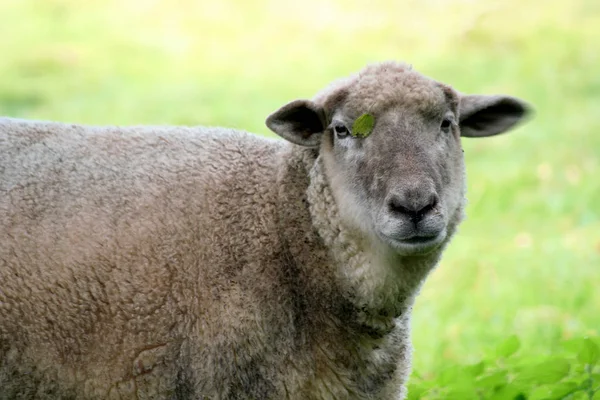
321,85,465,255
266,62,530,256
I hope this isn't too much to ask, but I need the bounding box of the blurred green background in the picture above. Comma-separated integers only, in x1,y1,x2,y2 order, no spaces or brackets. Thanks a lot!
1,0,598,394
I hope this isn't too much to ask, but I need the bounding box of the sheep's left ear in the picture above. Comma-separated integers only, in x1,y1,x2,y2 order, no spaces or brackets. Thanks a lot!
266,99,327,147
459,95,531,138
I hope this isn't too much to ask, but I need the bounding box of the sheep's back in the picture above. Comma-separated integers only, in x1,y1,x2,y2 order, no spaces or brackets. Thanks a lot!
0,118,287,398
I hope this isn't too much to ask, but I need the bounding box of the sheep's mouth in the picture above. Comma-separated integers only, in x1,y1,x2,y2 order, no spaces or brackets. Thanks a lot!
401,235,438,244
378,230,446,255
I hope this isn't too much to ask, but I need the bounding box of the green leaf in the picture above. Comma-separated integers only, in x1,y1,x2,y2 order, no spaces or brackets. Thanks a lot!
444,387,478,400
550,381,581,398
485,386,524,400
439,367,472,386
351,113,375,138
406,383,427,400
407,374,436,399
577,338,600,366
563,338,586,354
514,358,571,385
440,380,478,400
528,385,553,400
465,361,486,377
496,335,521,358
571,392,589,400
476,370,508,389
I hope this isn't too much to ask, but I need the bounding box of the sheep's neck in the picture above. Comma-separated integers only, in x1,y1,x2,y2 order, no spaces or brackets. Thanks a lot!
277,146,441,327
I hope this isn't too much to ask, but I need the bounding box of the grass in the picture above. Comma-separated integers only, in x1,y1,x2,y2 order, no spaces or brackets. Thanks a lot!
1,0,599,397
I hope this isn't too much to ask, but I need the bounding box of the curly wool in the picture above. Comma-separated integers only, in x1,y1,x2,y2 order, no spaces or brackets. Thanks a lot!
314,62,451,119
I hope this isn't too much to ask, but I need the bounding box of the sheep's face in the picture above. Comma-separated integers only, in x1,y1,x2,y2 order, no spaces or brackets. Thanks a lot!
320,80,464,256
267,62,529,256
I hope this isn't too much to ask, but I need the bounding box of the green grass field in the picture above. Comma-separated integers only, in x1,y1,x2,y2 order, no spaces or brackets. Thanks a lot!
1,0,598,397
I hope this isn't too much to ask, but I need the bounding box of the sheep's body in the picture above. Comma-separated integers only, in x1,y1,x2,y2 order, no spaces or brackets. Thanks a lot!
0,119,419,399
0,62,530,399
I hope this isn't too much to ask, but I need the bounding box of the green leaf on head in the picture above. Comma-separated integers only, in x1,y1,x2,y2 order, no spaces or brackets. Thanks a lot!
351,113,375,138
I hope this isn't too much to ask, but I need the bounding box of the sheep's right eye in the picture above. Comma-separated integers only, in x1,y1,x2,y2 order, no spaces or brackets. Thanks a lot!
333,123,349,138
440,116,454,133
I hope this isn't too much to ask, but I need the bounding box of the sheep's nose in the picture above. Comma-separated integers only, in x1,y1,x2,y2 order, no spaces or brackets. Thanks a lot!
388,190,438,223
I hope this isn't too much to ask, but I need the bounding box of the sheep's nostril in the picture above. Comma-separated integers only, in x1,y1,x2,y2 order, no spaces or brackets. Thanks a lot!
419,196,438,216
388,197,412,215
388,194,438,223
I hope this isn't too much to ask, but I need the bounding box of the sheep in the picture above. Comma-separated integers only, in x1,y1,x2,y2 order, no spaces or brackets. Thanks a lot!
0,61,530,399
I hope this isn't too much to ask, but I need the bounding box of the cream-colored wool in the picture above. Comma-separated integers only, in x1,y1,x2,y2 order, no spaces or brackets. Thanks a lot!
0,61,530,399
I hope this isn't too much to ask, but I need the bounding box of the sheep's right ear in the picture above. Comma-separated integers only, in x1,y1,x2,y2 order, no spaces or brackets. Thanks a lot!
266,100,327,147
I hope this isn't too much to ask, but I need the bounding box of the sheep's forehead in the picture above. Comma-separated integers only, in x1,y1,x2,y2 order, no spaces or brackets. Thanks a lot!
345,63,451,118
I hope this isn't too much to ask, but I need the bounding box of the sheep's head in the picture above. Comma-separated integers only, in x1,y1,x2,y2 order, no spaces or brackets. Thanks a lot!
267,62,530,256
